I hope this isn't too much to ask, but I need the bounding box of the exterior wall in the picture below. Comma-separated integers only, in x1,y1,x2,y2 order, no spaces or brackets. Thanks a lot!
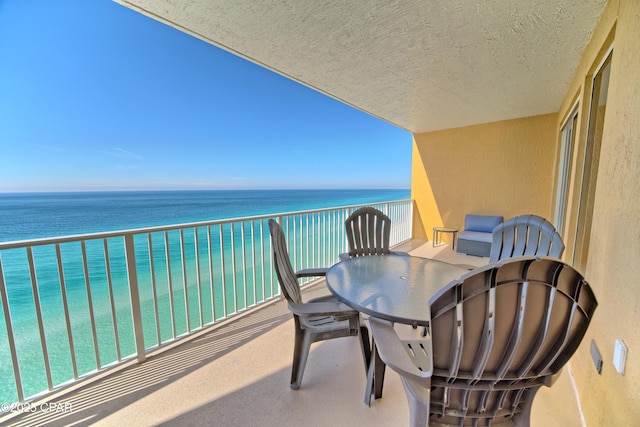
561,0,640,424
411,113,557,241
411,0,640,424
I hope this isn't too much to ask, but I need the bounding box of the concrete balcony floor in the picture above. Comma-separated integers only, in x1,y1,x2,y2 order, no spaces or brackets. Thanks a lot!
3,241,585,427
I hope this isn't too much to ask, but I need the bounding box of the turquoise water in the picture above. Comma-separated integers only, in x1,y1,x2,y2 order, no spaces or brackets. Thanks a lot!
0,189,409,242
0,189,409,403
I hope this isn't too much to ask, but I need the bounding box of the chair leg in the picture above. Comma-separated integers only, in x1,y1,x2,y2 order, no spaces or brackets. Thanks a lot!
290,321,304,389
364,349,375,406
291,324,314,390
364,339,386,405
512,386,540,427
373,343,386,399
401,377,430,427
359,325,372,374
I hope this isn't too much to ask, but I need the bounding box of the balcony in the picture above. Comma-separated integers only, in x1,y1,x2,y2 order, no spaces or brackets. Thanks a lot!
0,202,586,425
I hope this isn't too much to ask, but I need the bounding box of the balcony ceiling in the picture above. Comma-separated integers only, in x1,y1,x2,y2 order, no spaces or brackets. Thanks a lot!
116,0,605,133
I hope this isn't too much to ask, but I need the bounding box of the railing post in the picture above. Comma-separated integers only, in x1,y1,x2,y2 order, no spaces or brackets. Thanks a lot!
124,234,146,363
0,257,24,402
275,215,284,298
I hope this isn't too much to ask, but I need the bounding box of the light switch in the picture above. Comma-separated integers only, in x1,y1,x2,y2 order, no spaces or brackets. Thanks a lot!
613,339,627,375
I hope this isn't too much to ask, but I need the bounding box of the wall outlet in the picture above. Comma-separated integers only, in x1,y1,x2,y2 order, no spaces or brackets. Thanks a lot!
613,339,628,375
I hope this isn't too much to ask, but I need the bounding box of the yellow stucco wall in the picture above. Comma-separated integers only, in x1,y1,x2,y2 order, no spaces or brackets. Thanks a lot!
411,113,558,241
411,0,640,424
561,0,640,424
411,0,640,426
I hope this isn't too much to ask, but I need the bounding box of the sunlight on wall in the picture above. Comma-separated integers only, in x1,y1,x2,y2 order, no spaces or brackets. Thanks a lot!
411,113,557,240
410,135,442,240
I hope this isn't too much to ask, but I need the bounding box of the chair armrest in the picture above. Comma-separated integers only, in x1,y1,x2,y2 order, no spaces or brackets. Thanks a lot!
288,301,358,317
296,267,328,277
306,294,359,320
307,294,339,303
369,317,432,382
543,369,563,387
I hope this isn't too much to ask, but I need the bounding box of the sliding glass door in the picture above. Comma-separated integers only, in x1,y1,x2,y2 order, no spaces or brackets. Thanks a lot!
572,52,612,268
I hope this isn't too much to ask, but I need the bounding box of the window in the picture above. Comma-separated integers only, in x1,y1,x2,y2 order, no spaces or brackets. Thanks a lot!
572,51,612,268
554,103,579,234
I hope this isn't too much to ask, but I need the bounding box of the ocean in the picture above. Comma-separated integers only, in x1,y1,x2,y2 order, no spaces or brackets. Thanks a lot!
0,189,409,243
0,189,409,404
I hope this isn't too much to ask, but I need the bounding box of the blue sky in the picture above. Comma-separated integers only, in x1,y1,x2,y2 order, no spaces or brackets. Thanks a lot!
0,0,411,192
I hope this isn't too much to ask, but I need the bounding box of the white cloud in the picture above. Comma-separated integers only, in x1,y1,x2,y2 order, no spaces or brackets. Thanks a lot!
102,147,143,160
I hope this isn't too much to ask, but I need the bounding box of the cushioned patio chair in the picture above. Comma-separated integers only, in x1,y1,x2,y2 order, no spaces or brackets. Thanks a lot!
268,219,371,389
490,214,565,262
368,256,597,426
456,214,503,257
340,206,407,260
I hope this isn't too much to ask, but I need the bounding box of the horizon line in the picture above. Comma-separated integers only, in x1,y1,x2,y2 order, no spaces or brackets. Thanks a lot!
0,187,411,195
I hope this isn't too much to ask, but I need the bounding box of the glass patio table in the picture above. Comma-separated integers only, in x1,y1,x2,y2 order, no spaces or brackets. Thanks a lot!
326,254,468,403
326,254,468,327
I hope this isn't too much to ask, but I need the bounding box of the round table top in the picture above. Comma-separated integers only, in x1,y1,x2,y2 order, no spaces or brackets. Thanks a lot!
326,254,468,326
433,226,458,232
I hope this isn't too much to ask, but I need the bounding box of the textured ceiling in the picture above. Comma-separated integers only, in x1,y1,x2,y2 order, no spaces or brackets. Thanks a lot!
116,0,606,133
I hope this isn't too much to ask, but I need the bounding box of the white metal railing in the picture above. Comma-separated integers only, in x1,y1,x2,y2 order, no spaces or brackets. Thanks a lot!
0,199,412,406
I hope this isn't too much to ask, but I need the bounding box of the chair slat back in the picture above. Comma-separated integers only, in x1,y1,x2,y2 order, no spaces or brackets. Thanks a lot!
344,207,391,257
428,257,597,425
268,219,303,304
490,215,565,262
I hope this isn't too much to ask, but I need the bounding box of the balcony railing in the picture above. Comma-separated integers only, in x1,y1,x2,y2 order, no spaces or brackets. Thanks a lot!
0,200,412,406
